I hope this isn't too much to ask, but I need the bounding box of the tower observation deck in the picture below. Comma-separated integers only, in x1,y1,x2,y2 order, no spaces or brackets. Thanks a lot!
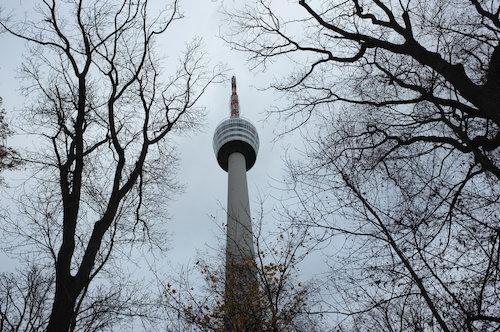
213,76,260,330
213,78,259,172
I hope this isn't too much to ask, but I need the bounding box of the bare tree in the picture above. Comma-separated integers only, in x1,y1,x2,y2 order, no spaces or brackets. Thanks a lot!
161,208,324,332
224,0,499,331
224,0,499,174
0,264,155,332
0,0,222,331
0,97,21,183
0,265,53,332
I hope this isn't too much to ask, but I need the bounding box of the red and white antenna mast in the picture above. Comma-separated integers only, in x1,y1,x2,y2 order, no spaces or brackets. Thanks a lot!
230,76,240,117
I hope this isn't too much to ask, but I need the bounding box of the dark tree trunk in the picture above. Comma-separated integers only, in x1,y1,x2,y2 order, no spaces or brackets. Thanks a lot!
46,276,77,332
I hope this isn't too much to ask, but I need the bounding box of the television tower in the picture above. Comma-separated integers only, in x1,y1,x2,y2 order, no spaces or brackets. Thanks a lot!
213,76,260,329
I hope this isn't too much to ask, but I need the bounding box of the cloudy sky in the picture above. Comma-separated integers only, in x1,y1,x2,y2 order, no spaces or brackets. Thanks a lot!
0,0,308,275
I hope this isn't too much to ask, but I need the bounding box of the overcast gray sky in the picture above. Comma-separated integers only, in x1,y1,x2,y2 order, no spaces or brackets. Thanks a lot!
0,0,309,276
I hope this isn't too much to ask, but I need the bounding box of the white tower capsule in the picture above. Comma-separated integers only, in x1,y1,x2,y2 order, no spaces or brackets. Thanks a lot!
213,76,260,328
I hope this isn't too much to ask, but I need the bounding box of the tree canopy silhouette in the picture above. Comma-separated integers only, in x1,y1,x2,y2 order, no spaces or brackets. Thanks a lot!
0,0,222,330
225,0,499,330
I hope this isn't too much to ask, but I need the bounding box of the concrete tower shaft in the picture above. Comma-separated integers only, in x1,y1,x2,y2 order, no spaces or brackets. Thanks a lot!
226,151,254,260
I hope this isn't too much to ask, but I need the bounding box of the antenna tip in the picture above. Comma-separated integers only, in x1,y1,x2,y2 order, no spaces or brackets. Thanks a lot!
230,75,239,117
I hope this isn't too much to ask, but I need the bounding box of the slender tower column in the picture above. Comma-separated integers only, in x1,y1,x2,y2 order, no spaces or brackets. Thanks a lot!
227,151,254,261
213,76,260,330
